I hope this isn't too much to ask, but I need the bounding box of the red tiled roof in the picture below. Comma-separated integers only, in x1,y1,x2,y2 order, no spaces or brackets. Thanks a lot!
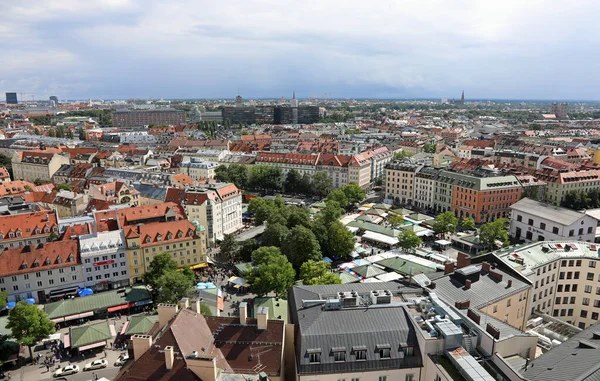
61,224,91,240
0,180,37,197
0,210,58,240
95,209,119,232
0,167,10,179
130,219,198,246
0,240,79,277
117,202,186,226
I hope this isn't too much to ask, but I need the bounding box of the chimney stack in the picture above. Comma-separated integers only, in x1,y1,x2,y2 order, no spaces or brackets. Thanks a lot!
444,262,455,274
164,346,174,370
179,298,190,310
257,306,268,330
457,252,471,269
158,304,179,328
482,262,491,273
507,279,513,288
131,334,152,360
194,299,202,314
239,301,248,325
465,280,472,290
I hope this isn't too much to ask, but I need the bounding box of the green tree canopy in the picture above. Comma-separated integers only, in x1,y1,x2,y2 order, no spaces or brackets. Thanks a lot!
318,200,343,228
312,171,332,196
220,234,239,260
398,230,422,253
479,218,509,249
248,251,295,298
326,221,355,259
282,225,322,271
300,260,341,285
388,214,404,227
248,197,277,225
461,217,475,231
393,151,413,159
57,183,73,191
215,164,248,189
237,239,259,262
155,270,194,304
249,165,283,192
0,290,7,310
251,246,283,266
340,183,366,205
78,126,86,140
261,223,290,248
286,206,311,229
7,302,55,358
423,143,437,153
284,169,302,194
326,189,349,208
142,253,179,299
432,211,459,235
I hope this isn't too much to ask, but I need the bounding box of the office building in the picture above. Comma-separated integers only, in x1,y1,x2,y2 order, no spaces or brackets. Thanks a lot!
111,109,186,127
11,151,71,182
5,92,17,104
222,105,320,125
510,198,596,243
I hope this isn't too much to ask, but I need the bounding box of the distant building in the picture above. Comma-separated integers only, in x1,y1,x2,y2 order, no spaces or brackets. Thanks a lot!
111,109,186,127
49,96,58,107
461,90,465,104
11,151,71,182
551,102,568,119
5,92,17,105
222,105,320,125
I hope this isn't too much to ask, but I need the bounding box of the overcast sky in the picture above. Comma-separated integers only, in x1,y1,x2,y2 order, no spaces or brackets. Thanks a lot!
1,0,598,100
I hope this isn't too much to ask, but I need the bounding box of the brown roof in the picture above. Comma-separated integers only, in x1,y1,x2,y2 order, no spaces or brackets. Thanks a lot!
0,210,58,241
117,202,186,226
0,240,79,277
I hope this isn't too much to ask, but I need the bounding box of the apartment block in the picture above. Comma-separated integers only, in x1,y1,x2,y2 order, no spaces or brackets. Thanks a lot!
0,210,59,251
179,158,219,181
510,198,596,243
12,151,70,182
537,169,600,206
79,230,130,291
384,160,422,204
111,109,186,127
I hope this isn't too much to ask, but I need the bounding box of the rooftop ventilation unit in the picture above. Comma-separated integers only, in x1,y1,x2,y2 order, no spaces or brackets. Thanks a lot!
370,290,392,305
338,291,359,307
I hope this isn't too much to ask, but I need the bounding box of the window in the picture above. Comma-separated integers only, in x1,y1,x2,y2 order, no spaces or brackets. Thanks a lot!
590,261,597,268
517,215,522,222
379,348,391,359
402,346,414,356
583,297,590,306
558,285,563,292
569,229,575,237
379,377,387,381
405,375,415,381
589,273,595,281
493,305,497,313
355,350,367,360
49,279,54,285
528,219,533,226
555,297,561,304
507,299,511,307
13,285,18,291
308,353,321,363
570,297,576,304
37,281,42,287
553,227,559,234
575,272,580,279
573,285,578,292
581,310,588,318
540,222,546,229
586,285,593,293
333,352,345,362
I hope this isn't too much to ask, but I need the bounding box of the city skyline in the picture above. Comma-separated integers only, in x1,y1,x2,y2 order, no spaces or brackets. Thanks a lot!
1,0,600,100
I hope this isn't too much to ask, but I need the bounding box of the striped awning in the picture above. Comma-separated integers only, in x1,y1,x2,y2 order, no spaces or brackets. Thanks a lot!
78,341,106,351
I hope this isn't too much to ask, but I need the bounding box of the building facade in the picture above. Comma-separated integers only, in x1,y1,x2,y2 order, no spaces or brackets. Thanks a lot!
510,198,596,243
179,158,218,181
12,151,70,182
385,160,422,204
79,230,130,291
0,210,59,251
111,109,186,127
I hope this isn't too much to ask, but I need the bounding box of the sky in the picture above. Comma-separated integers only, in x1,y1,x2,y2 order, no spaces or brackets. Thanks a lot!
1,0,599,101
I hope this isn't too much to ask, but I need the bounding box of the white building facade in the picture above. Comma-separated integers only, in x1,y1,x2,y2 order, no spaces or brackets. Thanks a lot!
79,230,130,291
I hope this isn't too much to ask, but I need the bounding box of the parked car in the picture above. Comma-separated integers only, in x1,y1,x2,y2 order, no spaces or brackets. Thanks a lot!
53,365,79,377
115,352,129,366
83,359,107,371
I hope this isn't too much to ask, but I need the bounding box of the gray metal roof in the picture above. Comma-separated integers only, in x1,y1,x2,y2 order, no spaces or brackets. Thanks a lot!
132,183,167,201
289,283,423,375
520,323,600,381
510,197,587,226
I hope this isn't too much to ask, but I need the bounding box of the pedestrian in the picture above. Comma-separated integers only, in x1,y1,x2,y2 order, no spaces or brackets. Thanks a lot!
46,364,49,372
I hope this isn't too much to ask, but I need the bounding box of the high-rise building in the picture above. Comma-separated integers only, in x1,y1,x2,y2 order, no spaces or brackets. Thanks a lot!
49,96,59,107
5,92,17,104
111,109,186,127
461,90,465,104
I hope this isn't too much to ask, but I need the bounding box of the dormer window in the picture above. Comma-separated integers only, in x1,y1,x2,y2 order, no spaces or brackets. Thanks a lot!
167,233,173,240
156,234,162,241
16,231,22,237
35,229,41,234
177,232,183,238
57,257,62,264
53,227,58,232
146,237,151,243
20,263,28,270
44,227,50,233
67,255,74,263
0,233,4,239
307,349,321,364
8,232,14,238
44,258,51,265
188,230,194,237
377,344,391,359
32,261,39,268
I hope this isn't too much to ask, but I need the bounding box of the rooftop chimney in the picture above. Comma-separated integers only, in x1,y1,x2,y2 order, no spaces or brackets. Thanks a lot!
465,280,472,290
193,299,202,314
481,262,491,273
507,279,513,288
158,304,179,328
444,262,455,274
164,346,174,370
239,302,248,325
457,252,471,269
179,298,190,310
257,306,268,330
131,334,152,361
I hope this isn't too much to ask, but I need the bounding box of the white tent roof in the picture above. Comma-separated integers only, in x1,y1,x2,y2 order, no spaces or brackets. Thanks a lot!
376,272,404,282
435,239,452,245
360,277,383,283
361,231,399,246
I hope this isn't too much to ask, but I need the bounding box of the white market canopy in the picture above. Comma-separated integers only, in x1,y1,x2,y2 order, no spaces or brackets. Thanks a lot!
361,231,399,246
435,239,452,246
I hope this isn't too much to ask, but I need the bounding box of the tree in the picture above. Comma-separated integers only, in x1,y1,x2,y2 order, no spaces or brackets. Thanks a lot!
340,183,366,205
248,198,276,226
461,217,475,231
0,290,6,310
432,211,459,236
248,251,295,297
67,130,74,139
33,178,45,186
300,260,341,285
312,171,332,196
78,126,86,140
326,189,349,208
33,127,41,135
398,230,422,253
326,221,355,259
48,128,56,137
394,151,413,159
57,183,73,191
423,143,437,153
261,223,290,248
220,234,239,260
215,164,248,189
143,253,179,298
155,270,194,304
200,303,212,316
251,246,283,266
7,302,55,359
286,206,311,229
284,169,302,194
388,214,404,228
318,200,343,228
298,173,313,195
237,239,259,262
282,225,322,271
479,218,509,250
249,165,283,193
56,126,66,138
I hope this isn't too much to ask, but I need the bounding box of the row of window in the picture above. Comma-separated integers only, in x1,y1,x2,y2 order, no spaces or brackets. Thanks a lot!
1,267,78,283
9,275,78,291
86,271,127,282
308,347,414,364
